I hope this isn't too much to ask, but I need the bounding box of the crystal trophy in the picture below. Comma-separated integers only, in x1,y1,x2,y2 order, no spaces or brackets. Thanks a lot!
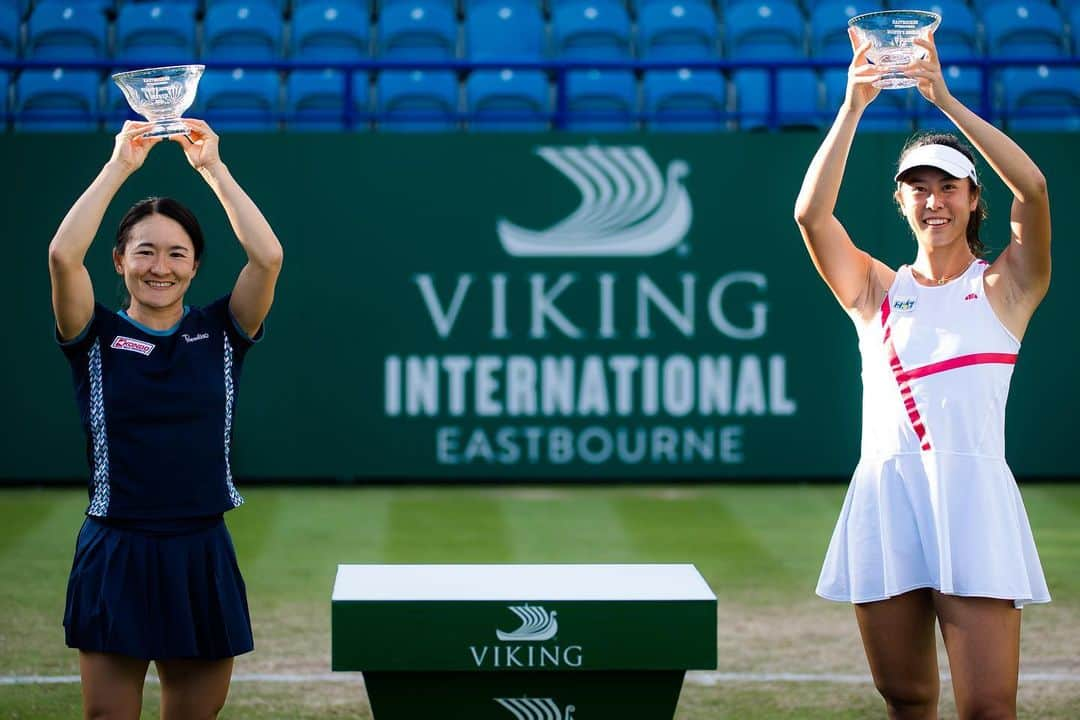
112,64,205,137
848,10,942,89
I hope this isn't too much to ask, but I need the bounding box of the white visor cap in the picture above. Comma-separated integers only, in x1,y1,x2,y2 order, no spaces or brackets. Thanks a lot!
894,144,979,185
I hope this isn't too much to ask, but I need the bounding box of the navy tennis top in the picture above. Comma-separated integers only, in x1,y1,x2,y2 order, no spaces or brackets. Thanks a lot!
59,295,261,520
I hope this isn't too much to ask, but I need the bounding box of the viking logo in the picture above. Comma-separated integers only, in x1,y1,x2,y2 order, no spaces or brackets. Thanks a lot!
495,697,575,720
497,146,692,257
496,604,558,642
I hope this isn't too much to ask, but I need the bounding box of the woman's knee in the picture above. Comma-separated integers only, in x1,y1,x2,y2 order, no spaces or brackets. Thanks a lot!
957,698,1016,720
875,676,938,716
82,698,141,720
160,695,227,720
157,658,233,720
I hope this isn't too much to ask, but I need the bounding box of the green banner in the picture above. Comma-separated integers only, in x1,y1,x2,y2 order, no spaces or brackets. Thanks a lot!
2,133,1076,480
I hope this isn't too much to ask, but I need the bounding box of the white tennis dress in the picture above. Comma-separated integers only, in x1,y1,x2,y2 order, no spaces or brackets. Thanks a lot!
817,260,1050,608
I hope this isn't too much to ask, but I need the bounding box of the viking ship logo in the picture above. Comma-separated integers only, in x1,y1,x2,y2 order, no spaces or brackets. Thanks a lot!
496,604,558,642
497,146,692,257
495,697,575,719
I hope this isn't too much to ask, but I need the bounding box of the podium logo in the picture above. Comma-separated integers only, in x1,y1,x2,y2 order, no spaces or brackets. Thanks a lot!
495,697,576,720
496,146,692,258
468,605,583,668
496,604,558,642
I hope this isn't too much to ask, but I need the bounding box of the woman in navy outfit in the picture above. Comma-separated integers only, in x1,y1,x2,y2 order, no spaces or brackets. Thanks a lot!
49,118,283,719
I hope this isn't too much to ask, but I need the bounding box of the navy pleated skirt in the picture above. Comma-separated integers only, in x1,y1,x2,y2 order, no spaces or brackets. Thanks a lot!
64,515,254,660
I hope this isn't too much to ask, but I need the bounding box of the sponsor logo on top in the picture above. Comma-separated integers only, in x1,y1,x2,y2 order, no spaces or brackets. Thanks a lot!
495,696,576,720
468,605,583,669
182,332,210,343
110,336,155,356
892,297,917,312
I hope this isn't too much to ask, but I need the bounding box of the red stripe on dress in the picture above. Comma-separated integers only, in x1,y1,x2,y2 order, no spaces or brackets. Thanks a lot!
880,296,932,451
899,352,1018,381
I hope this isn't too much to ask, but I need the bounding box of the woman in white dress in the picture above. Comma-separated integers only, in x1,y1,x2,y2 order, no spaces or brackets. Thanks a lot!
794,29,1052,720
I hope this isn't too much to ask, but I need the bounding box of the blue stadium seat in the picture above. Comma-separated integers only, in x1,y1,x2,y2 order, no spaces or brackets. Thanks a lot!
195,68,280,131
466,0,545,61
824,67,911,131
378,4,457,60
115,3,198,64
15,68,99,131
562,69,636,131
919,0,979,60
643,68,726,131
983,2,1065,59
627,0,693,13
381,0,456,13
293,0,369,11
63,0,113,11
0,4,17,60
638,1,718,60
466,68,548,131
27,2,108,60
1001,65,1080,131
203,2,283,61
968,0,1025,14
292,3,370,61
119,0,201,10
733,68,820,129
462,0,540,10
810,0,886,60
724,0,806,60
376,69,458,131
205,0,287,10
552,0,632,60
917,64,984,129
285,69,371,130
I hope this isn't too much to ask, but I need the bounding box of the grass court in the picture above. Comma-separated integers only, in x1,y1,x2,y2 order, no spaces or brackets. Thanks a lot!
2,484,1079,718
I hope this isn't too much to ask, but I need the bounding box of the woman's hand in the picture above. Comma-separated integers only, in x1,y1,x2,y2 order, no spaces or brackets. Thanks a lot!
904,33,953,107
108,121,163,174
844,28,883,112
171,118,223,172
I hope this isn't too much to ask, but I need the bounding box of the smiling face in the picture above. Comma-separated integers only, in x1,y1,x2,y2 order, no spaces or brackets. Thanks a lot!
114,213,199,313
894,167,980,250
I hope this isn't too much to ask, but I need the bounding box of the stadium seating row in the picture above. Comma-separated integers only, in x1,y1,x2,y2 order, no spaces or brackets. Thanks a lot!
3,0,1080,62
5,63,1078,132
6,0,1080,17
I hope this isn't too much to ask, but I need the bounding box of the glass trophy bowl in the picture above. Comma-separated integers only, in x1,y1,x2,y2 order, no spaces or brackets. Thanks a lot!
112,64,205,137
848,10,941,89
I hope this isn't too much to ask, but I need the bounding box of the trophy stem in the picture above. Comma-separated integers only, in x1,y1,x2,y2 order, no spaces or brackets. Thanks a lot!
142,118,191,138
873,72,919,90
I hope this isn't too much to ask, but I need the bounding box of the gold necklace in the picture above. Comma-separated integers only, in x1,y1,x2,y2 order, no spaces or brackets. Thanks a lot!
913,257,976,286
